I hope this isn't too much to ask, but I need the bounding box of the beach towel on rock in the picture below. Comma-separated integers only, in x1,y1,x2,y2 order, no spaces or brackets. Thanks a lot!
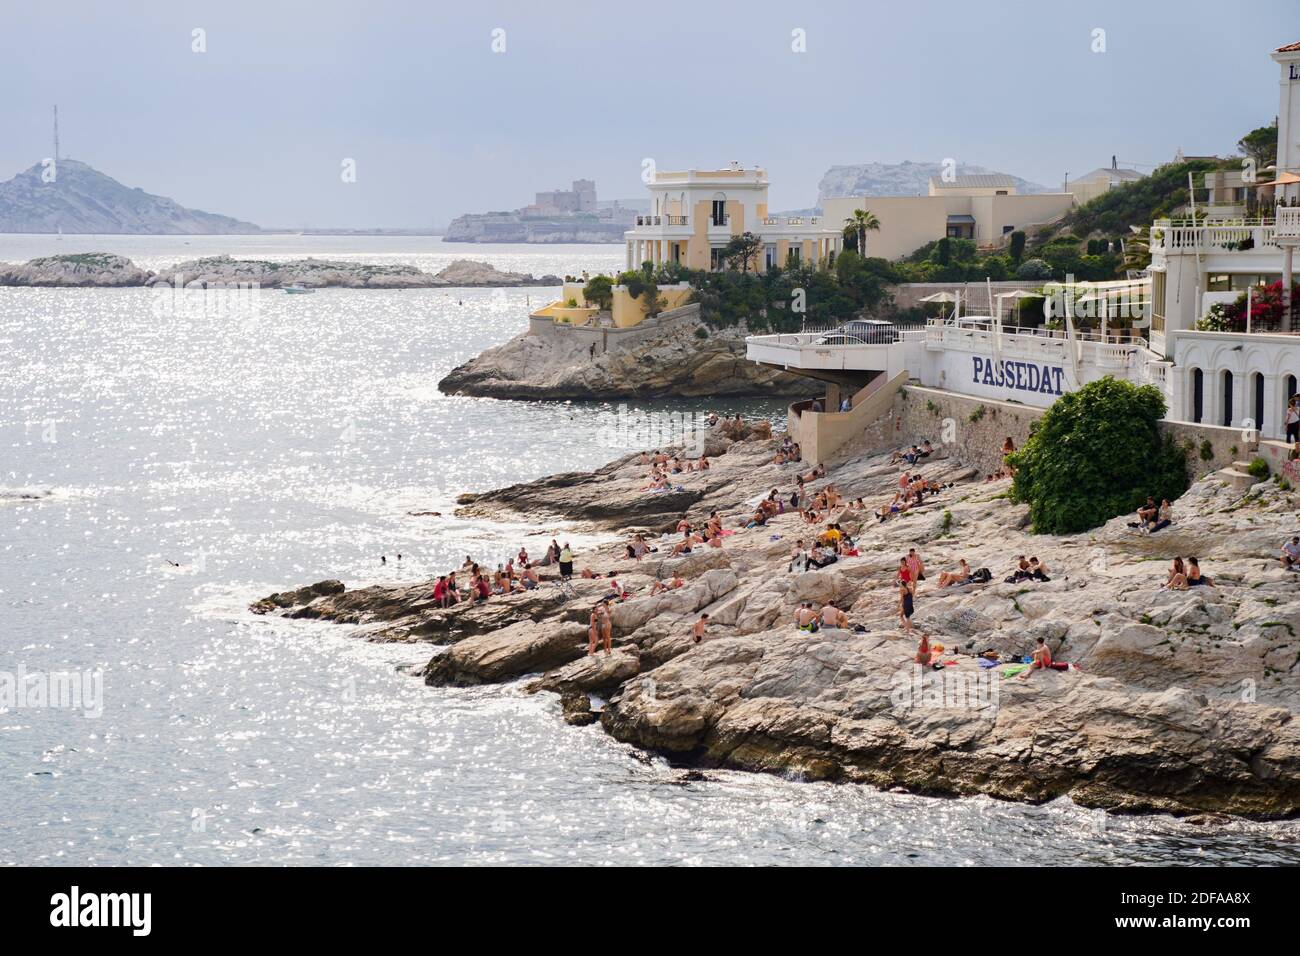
1001,663,1030,678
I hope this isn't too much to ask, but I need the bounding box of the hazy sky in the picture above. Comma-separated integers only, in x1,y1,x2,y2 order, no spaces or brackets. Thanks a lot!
1,0,1294,228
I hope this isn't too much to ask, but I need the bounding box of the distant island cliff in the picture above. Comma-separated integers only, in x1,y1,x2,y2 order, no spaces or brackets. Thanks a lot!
0,159,261,235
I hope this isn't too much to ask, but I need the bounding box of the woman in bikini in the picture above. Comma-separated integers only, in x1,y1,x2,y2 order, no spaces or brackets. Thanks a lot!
1166,557,1188,590
938,558,971,588
898,580,915,631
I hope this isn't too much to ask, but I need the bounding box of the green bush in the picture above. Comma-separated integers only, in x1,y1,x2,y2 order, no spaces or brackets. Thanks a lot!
968,404,986,423
1008,377,1187,534
1199,439,1214,462
1247,457,1270,479
1015,258,1053,280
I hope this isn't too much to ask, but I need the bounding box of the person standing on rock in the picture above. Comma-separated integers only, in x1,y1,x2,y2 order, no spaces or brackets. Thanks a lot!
898,579,915,631
587,606,601,656
596,600,613,655
559,543,574,579
692,613,709,644
1287,399,1300,444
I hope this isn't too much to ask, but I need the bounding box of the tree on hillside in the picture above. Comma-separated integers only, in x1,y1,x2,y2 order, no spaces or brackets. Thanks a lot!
843,208,881,257
1238,120,1278,169
1008,230,1026,265
1008,377,1188,534
722,231,763,273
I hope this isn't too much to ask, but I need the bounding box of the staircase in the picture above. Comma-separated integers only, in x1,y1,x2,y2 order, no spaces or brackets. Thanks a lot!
1216,458,1264,491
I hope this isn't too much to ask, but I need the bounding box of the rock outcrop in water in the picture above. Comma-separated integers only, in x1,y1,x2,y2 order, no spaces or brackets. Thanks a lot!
0,253,152,287
439,306,806,400
252,425,1300,818
0,253,560,289
149,256,560,289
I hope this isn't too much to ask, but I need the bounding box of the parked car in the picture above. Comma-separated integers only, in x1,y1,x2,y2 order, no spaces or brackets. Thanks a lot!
839,319,898,343
813,332,868,346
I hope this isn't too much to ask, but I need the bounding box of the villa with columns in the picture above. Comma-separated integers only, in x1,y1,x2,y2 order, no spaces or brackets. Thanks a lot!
625,164,843,272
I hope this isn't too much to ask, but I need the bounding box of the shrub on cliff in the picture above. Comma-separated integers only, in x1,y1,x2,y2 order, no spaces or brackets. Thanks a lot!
1008,376,1187,534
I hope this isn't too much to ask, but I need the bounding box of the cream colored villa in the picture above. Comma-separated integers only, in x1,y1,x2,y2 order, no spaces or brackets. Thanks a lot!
625,164,843,272
823,175,1075,260
749,40,1300,468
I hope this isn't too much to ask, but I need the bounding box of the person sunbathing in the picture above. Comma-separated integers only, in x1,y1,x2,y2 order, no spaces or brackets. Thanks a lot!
938,559,972,588
794,603,820,633
1148,498,1173,533
649,576,685,595
1017,636,1053,679
914,632,932,666
1282,536,1300,569
1027,557,1050,581
675,518,693,534
820,602,849,629
1186,556,1214,587
807,545,837,569
691,613,709,644
520,563,540,589
919,440,934,458
671,532,699,555
1166,557,1188,590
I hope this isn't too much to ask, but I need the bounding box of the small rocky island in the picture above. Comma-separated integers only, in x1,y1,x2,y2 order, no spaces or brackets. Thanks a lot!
0,253,560,289
252,422,1300,819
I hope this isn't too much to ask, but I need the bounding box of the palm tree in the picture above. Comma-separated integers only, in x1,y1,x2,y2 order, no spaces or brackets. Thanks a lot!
843,209,881,256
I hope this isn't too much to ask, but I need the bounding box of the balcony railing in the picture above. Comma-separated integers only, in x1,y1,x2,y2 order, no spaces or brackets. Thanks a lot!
1278,206,1300,239
1150,218,1278,254
666,215,688,225
762,216,824,226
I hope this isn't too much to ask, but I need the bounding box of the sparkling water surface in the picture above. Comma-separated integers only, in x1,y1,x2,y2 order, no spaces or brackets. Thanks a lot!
2,236,1298,866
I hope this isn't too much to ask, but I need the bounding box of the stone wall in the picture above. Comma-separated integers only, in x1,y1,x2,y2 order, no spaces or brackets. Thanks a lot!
858,384,1250,479
528,302,701,355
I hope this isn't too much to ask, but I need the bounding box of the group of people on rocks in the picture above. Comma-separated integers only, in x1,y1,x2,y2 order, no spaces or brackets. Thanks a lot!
1129,496,1174,534
876,472,951,523
773,435,803,465
640,449,711,491
431,540,575,608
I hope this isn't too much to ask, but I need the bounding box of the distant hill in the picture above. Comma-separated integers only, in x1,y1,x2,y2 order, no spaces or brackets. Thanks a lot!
818,161,1051,201
0,159,260,234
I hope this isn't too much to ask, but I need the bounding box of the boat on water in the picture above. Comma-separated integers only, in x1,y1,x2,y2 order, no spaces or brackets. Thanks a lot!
283,284,315,294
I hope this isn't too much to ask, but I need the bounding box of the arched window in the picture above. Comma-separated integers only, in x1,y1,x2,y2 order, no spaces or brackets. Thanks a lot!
1191,368,1203,424
1221,369,1233,427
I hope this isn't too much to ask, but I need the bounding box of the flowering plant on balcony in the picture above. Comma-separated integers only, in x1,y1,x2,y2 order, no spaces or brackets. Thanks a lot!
1197,280,1300,332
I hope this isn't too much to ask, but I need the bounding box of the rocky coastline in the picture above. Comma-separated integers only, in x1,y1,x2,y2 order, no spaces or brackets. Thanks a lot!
0,253,559,289
252,422,1300,819
439,307,807,400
